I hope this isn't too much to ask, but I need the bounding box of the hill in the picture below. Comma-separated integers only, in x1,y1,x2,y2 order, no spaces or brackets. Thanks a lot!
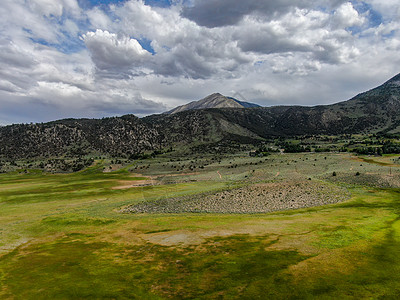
0,115,161,159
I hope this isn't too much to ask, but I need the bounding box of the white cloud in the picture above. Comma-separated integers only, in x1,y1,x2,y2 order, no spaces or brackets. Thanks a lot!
86,7,113,30
366,0,400,20
333,2,365,28
234,6,361,68
28,0,64,17
27,0,82,18
63,19,80,37
82,29,152,75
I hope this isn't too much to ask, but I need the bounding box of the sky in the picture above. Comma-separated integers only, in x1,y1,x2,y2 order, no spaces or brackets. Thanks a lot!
0,0,399,124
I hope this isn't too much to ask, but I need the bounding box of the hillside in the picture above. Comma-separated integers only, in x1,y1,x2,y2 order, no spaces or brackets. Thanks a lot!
0,115,161,159
1,73,400,159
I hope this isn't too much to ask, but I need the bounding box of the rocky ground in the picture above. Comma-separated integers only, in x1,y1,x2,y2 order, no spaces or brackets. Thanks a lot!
325,172,400,188
123,180,350,214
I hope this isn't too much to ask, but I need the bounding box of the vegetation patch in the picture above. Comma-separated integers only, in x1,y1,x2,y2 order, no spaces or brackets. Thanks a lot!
0,234,312,299
41,216,116,227
1,152,400,298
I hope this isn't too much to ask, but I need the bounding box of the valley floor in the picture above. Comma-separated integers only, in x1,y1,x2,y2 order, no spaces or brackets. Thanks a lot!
1,152,400,299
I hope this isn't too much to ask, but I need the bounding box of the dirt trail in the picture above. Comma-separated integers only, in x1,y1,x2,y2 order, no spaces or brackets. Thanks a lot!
348,156,399,167
112,180,157,190
113,172,201,190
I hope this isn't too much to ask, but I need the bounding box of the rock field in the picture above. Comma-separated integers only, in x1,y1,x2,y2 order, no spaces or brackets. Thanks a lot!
123,180,350,214
326,172,400,188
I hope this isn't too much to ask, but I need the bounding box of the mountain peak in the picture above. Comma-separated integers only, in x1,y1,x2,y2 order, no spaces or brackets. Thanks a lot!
166,93,260,114
385,73,400,86
348,72,400,107
209,92,223,97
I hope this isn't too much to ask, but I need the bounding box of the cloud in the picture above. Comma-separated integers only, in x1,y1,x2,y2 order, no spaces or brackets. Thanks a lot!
27,79,166,115
28,0,63,17
86,2,254,79
82,29,152,76
86,7,113,30
333,2,365,27
367,0,400,20
27,0,82,18
0,40,37,69
233,4,362,66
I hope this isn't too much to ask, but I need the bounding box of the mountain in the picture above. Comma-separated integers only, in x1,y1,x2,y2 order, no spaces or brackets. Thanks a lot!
1,73,400,159
166,93,260,114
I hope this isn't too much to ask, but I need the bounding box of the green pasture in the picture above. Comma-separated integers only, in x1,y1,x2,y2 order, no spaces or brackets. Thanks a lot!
0,154,400,299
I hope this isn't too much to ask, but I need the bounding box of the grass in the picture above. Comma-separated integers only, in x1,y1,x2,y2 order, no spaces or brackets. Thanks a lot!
1,153,400,298
0,233,309,299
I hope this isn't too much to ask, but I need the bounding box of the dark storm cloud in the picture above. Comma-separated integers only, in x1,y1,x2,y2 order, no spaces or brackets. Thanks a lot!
181,0,347,28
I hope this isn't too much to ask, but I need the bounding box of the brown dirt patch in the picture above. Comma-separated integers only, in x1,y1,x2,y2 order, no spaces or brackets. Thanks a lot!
112,180,158,190
153,172,200,178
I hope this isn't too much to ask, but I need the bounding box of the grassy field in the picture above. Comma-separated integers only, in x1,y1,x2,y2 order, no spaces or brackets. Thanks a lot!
1,153,400,299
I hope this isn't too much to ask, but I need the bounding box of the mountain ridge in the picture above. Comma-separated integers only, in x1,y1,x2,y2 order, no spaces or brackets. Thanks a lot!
1,72,400,159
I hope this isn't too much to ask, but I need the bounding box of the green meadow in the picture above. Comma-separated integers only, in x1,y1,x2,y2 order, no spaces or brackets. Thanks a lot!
1,153,400,299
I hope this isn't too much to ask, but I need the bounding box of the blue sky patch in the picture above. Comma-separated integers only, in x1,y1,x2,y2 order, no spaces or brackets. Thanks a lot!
353,1,383,27
137,38,155,54
77,0,128,10
144,0,172,8
78,0,173,9
29,36,86,54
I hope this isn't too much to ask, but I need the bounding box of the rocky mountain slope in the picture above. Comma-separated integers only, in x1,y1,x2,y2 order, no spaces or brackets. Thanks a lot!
1,73,400,159
0,115,161,159
166,93,260,114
